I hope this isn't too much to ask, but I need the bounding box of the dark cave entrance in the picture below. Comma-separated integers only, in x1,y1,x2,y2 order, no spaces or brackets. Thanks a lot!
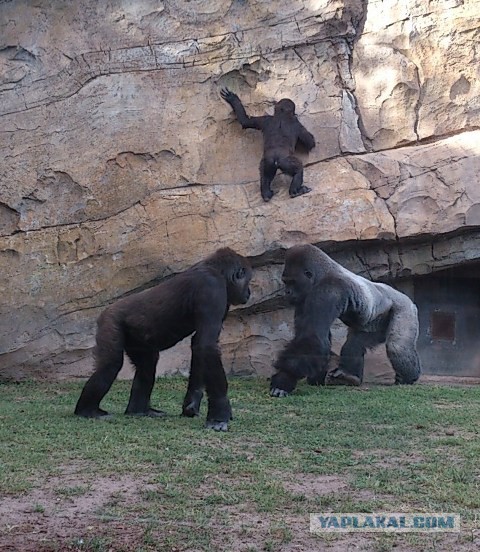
414,263,480,377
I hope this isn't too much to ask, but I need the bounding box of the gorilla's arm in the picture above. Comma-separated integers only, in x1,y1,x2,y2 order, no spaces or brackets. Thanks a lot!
182,285,232,431
271,285,348,396
221,88,268,130
296,123,316,152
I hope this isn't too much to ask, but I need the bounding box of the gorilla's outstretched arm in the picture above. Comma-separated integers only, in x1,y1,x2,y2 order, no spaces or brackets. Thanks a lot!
271,285,346,397
220,88,267,130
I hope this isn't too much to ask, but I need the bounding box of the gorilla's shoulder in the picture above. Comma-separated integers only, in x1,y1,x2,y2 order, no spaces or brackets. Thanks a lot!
316,274,352,298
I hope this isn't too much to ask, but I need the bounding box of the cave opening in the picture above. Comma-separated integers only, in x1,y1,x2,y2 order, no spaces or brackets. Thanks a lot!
413,262,480,377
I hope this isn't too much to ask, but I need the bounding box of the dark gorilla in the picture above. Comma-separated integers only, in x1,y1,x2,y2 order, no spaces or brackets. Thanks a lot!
75,248,252,431
270,244,421,396
220,88,315,202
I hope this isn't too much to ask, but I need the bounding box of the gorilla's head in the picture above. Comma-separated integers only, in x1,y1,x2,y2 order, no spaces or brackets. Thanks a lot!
207,248,252,306
274,98,296,116
282,247,316,305
281,244,338,305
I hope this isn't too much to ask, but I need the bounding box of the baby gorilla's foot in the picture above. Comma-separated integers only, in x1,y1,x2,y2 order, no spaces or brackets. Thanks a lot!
290,186,311,198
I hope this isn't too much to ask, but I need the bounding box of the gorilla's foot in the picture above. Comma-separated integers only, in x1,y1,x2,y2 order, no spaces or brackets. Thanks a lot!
394,375,418,385
325,369,361,387
182,389,203,417
75,407,111,419
125,407,167,418
205,420,229,432
290,186,311,198
262,189,275,202
270,387,289,398
147,407,168,417
182,402,200,417
206,397,232,431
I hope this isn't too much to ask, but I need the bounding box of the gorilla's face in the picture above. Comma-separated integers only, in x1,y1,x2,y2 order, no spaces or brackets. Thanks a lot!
227,264,252,305
282,264,314,305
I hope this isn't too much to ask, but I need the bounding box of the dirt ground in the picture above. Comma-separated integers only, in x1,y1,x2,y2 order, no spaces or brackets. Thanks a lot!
1,372,479,551
0,472,147,551
1,466,478,552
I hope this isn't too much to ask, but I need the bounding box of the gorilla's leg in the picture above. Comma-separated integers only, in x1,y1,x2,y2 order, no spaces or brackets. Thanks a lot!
74,322,124,418
205,367,231,431
386,308,422,384
182,335,205,417
260,157,278,202
278,156,311,198
192,343,231,431
327,328,385,386
125,348,164,417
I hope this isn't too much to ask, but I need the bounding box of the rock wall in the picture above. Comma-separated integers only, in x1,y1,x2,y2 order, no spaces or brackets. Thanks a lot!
1,0,480,380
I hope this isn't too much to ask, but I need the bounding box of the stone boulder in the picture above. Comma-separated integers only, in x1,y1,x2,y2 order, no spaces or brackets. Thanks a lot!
1,0,479,380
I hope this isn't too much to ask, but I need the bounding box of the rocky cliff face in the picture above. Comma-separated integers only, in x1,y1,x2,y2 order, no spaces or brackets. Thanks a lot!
1,0,479,380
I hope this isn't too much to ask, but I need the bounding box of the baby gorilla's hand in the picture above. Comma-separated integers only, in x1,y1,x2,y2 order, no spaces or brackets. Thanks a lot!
220,87,239,104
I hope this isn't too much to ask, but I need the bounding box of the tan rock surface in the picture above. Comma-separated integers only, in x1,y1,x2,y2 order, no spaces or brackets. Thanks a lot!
1,0,479,379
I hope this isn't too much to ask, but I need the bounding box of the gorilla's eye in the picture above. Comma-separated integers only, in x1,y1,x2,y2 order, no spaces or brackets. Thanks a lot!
304,270,313,279
235,267,245,279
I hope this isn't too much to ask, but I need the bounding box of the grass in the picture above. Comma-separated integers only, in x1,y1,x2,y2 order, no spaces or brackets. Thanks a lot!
0,377,479,551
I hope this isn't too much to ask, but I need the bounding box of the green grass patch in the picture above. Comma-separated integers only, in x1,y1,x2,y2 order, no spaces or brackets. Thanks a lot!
0,378,479,551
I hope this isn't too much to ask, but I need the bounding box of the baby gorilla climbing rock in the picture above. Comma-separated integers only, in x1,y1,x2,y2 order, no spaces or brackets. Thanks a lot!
75,248,252,431
270,244,421,396
221,88,315,202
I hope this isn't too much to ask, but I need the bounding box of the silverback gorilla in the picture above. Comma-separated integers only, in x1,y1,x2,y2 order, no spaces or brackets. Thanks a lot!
75,248,252,431
270,244,421,396
220,88,315,202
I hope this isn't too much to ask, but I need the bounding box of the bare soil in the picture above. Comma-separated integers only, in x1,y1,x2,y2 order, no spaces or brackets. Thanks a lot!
1,372,479,550
2,463,479,552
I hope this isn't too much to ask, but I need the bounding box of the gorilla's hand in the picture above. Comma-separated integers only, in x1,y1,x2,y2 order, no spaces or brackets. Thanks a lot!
269,371,297,397
220,87,239,105
270,388,289,398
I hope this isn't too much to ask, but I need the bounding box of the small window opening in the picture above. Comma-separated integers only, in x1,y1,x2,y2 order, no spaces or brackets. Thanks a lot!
430,311,455,342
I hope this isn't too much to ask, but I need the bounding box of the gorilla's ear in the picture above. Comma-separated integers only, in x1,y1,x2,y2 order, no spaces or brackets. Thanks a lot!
304,269,313,279
234,267,246,280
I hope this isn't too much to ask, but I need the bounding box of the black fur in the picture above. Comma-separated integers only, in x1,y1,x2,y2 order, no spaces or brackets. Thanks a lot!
270,244,421,396
75,248,252,431
221,88,315,201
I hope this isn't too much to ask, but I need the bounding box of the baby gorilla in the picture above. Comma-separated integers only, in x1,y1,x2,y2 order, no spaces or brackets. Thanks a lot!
270,244,422,396
221,88,315,202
